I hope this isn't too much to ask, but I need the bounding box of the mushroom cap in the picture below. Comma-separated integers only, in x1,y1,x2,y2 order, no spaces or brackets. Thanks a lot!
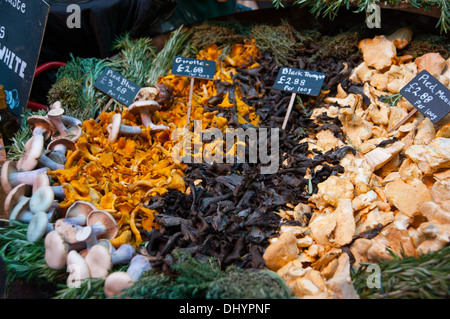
133,86,159,102
4,183,31,216
104,271,134,298
17,134,45,172
27,211,50,242
66,250,91,286
128,100,161,115
47,137,76,151
32,172,50,194
85,244,112,278
65,124,83,142
9,197,31,225
44,230,69,270
50,101,63,110
26,115,56,139
1,160,18,194
55,219,81,243
47,107,64,118
29,185,55,214
66,200,97,224
108,113,122,144
87,210,119,240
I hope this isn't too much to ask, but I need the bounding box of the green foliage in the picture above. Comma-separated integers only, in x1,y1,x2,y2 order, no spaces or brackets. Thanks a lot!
121,250,292,299
351,247,450,299
379,93,403,107
0,221,65,289
272,0,450,34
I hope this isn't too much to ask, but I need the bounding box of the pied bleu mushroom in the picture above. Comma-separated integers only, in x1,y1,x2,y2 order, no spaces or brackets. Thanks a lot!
17,134,65,171
27,211,53,242
44,230,86,270
32,172,50,194
107,113,142,143
86,210,120,241
85,243,135,278
128,100,169,132
55,219,83,244
66,250,90,288
26,115,56,140
47,137,76,164
16,134,45,172
47,108,82,142
51,184,65,201
29,185,55,214
1,160,48,194
104,255,151,298
9,197,34,225
3,183,31,217
50,100,82,127
65,200,97,226
75,209,120,249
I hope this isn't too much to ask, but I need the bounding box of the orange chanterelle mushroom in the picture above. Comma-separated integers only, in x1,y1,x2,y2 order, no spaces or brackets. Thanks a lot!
49,41,262,247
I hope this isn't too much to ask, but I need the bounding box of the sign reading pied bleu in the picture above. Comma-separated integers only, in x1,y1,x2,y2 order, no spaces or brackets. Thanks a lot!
400,70,450,124
273,67,326,96
171,56,216,79
94,67,141,106
0,0,50,117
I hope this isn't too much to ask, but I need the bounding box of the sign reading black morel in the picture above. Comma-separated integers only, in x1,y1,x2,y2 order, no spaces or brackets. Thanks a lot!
400,70,450,123
273,67,326,96
0,0,50,117
94,67,141,106
171,56,216,79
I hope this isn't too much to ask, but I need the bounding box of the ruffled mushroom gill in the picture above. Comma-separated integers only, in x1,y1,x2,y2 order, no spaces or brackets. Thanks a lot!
49,41,262,247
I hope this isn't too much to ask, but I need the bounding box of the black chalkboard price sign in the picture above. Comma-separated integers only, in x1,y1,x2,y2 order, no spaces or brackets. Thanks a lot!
273,67,326,96
400,70,450,123
94,67,141,106
171,56,216,79
0,0,50,117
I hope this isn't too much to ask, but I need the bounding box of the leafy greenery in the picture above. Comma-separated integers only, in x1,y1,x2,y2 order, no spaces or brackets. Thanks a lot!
0,221,65,290
351,247,450,299
121,250,293,299
379,93,403,107
272,0,450,34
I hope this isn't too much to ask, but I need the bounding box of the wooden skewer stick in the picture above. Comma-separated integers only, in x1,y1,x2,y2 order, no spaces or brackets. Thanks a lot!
96,98,114,121
186,77,195,128
282,92,297,130
388,108,418,133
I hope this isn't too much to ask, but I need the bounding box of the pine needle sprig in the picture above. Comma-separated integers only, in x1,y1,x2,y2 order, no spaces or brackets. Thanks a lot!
0,221,65,288
145,26,190,85
351,246,450,299
53,278,106,299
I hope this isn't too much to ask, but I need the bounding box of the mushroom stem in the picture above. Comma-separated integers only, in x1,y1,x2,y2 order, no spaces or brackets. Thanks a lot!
38,152,65,171
111,244,135,265
52,185,65,200
118,124,142,135
139,108,169,131
126,255,151,281
47,109,68,136
61,115,82,127
76,225,99,249
8,167,49,188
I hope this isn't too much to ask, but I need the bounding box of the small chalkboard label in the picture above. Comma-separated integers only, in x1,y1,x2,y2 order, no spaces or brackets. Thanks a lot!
0,0,50,117
400,70,450,123
171,56,216,80
94,67,141,106
273,67,326,96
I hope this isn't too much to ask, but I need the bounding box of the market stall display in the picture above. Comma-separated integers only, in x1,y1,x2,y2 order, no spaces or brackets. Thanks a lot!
0,4,449,300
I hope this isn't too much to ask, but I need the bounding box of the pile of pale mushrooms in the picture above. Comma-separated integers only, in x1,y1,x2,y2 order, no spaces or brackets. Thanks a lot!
263,27,450,299
1,101,149,298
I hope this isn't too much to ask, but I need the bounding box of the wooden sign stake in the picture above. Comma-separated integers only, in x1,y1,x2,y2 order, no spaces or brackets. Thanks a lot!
388,108,418,133
282,92,297,130
96,98,114,121
186,77,195,128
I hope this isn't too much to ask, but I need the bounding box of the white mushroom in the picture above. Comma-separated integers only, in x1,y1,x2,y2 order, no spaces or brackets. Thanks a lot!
29,185,55,214
27,211,53,242
104,255,151,298
85,244,135,278
66,250,91,288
